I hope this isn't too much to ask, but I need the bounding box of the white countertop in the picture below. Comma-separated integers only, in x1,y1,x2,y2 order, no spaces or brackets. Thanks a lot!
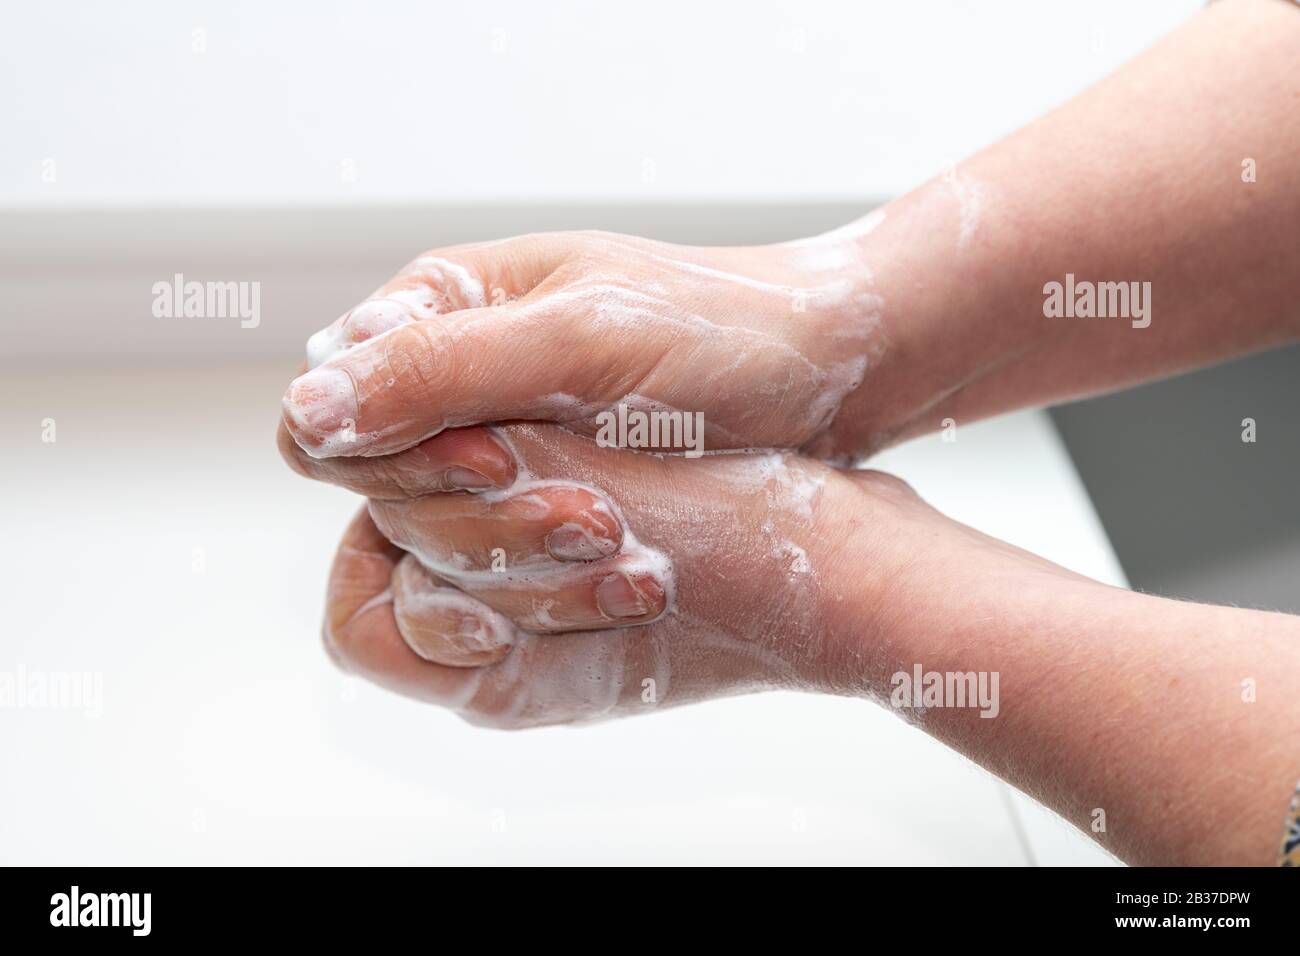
0,362,1121,864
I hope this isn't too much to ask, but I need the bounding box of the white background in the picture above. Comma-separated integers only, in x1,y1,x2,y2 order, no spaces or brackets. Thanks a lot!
0,0,1209,864
3,0,1199,204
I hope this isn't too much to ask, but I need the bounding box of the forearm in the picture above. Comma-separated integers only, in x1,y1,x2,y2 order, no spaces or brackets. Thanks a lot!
841,522,1300,866
829,0,1300,455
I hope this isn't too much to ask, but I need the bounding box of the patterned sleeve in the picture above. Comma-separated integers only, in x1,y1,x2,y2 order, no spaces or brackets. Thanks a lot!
1280,782,1300,866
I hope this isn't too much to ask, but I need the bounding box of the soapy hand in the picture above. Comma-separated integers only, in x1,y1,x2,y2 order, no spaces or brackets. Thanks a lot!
279,221,889,468
284,0,1300,861
319,423,934,729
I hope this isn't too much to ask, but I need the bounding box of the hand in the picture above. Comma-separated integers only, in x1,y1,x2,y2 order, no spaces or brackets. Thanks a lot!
280,0,1300,475
318,423,949,729
309,398,1300,867
290,0,1300,863
279,224,890,467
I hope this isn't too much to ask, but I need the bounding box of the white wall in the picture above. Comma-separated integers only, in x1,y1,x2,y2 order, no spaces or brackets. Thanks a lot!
1,0,1204,366
2,0,1201,205
2,0,1167,866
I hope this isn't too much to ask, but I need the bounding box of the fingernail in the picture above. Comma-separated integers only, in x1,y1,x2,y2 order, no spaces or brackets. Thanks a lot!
596,573,653,619
546,525,619,562
393,560,515,666
443,466,495,491
305,301,413,370
399,606,513,666
282,368,358,455
343,299,410,342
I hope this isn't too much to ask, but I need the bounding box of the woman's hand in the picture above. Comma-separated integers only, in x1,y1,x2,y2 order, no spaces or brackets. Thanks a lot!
281,1,1300,477
316,423,952,729
312,423,1300,865
287,0,1300,864
279,225,890,465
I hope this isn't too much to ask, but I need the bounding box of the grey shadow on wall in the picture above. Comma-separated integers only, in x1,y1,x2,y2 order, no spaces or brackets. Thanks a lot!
1051,343,1300,614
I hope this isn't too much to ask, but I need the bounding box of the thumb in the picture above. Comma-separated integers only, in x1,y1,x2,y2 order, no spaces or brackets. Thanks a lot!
281,233,628,458
281,292,593,458
282,242,668,460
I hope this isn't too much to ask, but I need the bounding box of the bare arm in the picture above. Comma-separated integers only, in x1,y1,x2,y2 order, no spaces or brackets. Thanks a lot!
281,0,1300,470
850,523,1300,866
309,426,1300,865
832,0,1300,454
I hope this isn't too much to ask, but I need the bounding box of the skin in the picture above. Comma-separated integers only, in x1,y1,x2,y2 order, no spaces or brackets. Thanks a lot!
308,426,999,723
281,0,1300,469
280,233,885,463
277,0,1300,865
310,427,1300,867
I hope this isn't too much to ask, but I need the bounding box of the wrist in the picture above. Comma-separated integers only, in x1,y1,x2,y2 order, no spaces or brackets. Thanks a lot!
817,175,1048,459
814,472,1096,700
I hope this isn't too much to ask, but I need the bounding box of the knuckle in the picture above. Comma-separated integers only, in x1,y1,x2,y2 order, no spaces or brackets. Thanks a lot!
561,232,615,269
380,319,457,403
853,468,918,501
371,454,429,499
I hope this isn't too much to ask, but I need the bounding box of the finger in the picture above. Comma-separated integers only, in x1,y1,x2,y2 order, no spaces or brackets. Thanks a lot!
324,505,402,639
391,555,518,667
450,551,670,633
281,269,670,462
386,560,664,728
282,234,604,459
303,236,570,370
281,296,596,459
368,481,623,570
277,421,518,498
324,507,484,705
